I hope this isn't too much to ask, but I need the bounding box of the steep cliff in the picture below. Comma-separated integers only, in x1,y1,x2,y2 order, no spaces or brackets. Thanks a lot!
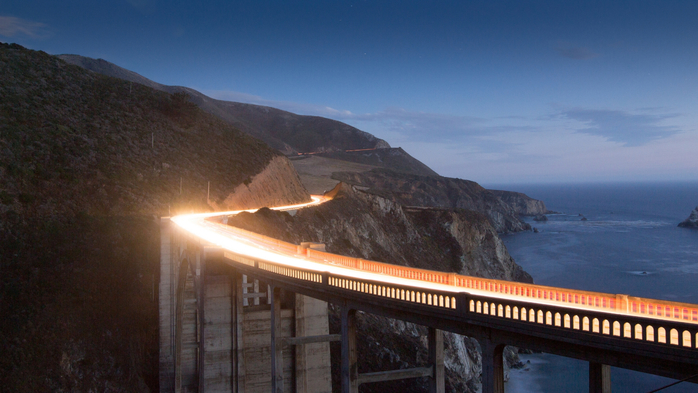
488,190,552,216
217,156,310,210
227,183,531,392
333,169,532,233
678,207,698,228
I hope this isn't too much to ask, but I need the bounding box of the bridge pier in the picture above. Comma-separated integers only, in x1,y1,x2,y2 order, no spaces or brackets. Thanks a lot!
589,362,611,393
479,338,505,393
340,306,358,393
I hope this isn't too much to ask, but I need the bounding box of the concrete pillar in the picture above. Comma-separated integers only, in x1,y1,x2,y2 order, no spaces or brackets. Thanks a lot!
197,249,206,393
295,295,332,393
270,287,284,393
589,362,611,393
159,218,175,392
428,328,445,393
341,306,358,393
233,271,245,393
480,338,505,393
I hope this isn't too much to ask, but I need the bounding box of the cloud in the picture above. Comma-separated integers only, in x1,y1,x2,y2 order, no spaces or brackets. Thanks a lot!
561,108,681,146
554,41,599,60
0,16,51,39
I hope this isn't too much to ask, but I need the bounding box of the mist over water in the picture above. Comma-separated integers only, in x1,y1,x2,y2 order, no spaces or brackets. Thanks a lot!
486,182,698,393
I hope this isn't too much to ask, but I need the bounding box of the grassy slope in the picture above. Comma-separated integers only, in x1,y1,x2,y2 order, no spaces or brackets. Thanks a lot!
0,43,281,392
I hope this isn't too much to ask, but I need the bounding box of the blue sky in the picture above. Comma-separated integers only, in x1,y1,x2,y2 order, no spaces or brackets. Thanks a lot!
2,1,697,184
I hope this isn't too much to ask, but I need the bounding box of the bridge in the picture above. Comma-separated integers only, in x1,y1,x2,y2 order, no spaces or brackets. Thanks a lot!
159,196,698,393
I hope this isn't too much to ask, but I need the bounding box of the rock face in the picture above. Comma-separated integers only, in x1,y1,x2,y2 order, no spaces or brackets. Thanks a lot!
227,183,532,392
678,207,698,228
333,169,532,233
488,190,551,216
217,156,310,210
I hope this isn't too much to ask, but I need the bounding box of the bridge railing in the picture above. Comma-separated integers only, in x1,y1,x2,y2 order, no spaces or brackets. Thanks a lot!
223,249,698,355
214,221,698,325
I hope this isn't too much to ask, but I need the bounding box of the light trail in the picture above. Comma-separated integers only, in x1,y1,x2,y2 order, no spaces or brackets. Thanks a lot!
171,196,698,324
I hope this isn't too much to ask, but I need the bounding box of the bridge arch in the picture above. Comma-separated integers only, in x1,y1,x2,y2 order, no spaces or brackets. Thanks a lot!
646,325,655,341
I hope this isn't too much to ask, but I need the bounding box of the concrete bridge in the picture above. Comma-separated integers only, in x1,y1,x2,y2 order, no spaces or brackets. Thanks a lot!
159,199,698,393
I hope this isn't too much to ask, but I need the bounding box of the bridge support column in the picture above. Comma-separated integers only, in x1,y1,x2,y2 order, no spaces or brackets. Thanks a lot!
341,306,358,393
589,362,611,393
479,338,505,393
197,249,206,393
428,327,445,393
270,287,284,393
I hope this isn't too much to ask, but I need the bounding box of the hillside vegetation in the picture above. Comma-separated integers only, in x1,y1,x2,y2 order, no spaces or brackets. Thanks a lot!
58,54,390,155
0,43,293,391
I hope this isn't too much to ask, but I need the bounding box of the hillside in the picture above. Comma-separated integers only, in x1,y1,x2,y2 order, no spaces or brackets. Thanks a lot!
58,54,391,155
0,43,308,392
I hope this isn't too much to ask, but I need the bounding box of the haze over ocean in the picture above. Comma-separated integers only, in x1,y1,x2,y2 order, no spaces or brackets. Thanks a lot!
485,181,698,392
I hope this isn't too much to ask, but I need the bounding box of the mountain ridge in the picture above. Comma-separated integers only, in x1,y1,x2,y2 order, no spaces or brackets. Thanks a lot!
57,54,391,155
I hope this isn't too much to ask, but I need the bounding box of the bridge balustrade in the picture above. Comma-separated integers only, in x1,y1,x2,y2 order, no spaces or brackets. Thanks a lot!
213,220,698,327
223,247,698,354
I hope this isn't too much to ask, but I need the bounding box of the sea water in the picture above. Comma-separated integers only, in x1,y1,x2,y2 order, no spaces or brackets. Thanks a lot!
485,182,698,393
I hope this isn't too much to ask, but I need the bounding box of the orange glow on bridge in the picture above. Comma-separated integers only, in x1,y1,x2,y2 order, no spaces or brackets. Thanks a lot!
171,196,698,326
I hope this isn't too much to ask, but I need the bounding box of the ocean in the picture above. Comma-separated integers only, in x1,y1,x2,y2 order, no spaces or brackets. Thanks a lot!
485,182,698,393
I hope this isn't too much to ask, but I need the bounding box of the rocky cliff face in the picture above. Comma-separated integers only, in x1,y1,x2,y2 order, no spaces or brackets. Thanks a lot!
333,169,532,233
488,190,551,216
227,183,532,392
678,207,698,228
217,156,309,210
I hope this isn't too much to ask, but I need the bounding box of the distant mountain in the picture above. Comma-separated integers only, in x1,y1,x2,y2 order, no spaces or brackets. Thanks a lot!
58,54,390,155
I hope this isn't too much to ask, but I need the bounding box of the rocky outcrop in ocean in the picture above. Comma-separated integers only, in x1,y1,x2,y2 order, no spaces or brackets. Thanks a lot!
678,207,698,228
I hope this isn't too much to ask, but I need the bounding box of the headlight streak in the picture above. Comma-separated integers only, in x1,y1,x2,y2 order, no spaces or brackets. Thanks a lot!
171,195,694,322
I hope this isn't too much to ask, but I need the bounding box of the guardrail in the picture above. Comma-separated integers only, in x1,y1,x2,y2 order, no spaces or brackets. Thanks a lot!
223,247,698,353
215,221,698,326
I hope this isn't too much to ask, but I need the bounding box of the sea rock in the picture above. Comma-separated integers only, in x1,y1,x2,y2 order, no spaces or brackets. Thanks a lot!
678,207,698,228
533,214,547,222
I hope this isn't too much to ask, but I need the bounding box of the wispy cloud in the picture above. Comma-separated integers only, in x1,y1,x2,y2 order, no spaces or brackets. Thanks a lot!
554,41,599,60
0,16,51,39
561,108,681,146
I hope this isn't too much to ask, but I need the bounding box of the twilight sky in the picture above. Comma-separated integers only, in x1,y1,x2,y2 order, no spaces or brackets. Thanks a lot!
3,1,698,184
